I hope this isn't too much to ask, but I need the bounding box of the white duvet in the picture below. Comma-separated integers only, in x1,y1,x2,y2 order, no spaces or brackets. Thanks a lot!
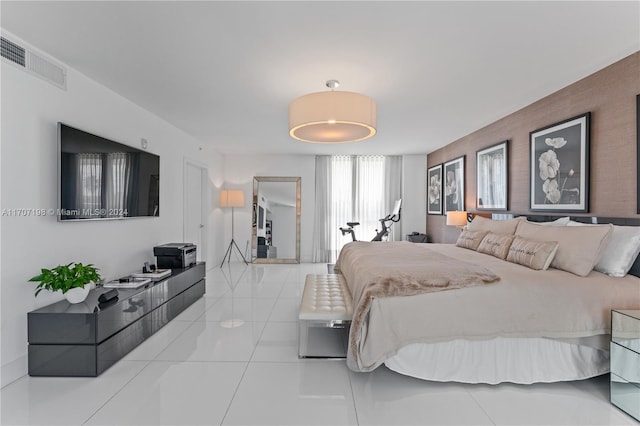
337,242,640,373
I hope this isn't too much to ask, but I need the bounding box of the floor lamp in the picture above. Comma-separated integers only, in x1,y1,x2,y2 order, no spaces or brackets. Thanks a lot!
219,261,248,328
220,189,249,267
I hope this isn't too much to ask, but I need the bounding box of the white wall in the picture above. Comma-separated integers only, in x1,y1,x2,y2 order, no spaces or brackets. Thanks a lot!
0,35,427,386
205,151,225,268
0,33,222,386
221,155,316,263
402,155,427,238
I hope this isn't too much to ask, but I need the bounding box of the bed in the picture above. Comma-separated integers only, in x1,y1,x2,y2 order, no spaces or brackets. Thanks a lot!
334,215,640,384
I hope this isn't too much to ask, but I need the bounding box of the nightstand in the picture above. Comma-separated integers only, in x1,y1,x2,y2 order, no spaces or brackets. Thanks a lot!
611,309,640,421
406,234,428,243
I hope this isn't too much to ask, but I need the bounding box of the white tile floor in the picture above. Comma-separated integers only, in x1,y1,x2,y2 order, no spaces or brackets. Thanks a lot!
1,262,637,426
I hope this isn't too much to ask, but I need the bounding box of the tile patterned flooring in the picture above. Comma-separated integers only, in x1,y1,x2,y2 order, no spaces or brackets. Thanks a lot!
1,262,636,425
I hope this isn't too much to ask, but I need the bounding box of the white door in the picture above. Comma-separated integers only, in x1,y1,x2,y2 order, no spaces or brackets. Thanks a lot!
185,161,205,261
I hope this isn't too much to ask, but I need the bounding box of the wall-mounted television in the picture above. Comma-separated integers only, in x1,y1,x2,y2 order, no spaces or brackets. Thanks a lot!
58,123,160,221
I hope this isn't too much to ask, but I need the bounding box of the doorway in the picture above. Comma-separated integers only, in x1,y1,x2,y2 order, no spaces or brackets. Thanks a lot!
184,159,208,262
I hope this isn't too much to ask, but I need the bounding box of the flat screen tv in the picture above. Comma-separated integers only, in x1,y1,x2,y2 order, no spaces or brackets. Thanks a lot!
58,123,160,221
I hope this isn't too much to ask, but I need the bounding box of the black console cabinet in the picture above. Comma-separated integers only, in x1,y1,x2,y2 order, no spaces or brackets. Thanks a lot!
27,262,206,376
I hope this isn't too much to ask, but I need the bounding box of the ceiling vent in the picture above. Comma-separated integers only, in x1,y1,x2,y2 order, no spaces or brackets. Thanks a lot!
1,36,67,90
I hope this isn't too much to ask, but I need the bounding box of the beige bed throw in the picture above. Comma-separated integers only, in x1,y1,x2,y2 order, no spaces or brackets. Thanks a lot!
334,241,500,371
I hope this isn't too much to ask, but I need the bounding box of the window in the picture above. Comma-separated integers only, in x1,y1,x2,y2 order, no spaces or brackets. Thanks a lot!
313,155,402,262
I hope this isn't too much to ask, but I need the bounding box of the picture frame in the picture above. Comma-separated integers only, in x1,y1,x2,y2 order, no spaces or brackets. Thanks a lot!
443,156,464,214
427,164,443,215
529,112,590,212
476,141,508,211
636,95,640,214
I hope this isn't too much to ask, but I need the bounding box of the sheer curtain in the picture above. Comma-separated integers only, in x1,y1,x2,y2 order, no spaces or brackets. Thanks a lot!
313,156,337,262
313,155,402,263
105,152,135,217
73,152,134,218
75,153,102,218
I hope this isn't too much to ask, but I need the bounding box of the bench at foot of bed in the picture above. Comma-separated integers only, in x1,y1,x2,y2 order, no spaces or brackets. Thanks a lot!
298,274,353,358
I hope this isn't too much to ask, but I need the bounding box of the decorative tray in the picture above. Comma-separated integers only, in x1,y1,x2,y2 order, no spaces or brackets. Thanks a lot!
131,269,172,280
103,277,151,289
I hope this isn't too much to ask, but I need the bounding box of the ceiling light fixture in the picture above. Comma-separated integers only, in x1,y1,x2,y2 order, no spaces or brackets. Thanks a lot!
288,80,377,144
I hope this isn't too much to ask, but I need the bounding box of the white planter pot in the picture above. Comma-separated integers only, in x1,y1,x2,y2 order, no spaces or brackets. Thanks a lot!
64,285,90,304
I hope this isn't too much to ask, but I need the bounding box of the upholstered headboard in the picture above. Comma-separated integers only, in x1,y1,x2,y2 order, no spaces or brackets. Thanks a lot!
498,214,640,279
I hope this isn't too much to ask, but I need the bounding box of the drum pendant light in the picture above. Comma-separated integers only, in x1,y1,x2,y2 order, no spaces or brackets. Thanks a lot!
288,80,377,144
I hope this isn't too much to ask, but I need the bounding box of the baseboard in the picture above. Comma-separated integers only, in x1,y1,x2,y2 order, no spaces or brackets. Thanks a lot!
1,355,27,388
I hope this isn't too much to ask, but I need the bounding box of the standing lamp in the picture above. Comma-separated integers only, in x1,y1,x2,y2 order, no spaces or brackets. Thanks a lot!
446,211,468,230
219,262,247,329
220,189,248,267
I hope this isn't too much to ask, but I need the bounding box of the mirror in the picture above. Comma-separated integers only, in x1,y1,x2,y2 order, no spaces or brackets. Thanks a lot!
252,176,301,264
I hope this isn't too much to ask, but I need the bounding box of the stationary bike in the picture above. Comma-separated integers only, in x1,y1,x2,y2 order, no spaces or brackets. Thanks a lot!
340,199,402,242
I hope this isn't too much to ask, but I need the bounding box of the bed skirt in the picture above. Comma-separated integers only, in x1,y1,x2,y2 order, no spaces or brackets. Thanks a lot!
384,336,609,384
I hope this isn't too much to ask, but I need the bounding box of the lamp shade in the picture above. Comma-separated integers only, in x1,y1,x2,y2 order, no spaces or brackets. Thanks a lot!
446,211,468,227
289,90,376,143
219,189,245,208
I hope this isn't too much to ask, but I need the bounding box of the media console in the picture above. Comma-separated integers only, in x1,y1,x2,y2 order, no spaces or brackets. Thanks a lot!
27,262,206,376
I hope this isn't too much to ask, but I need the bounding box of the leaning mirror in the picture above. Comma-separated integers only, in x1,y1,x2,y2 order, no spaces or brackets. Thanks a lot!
252,176,301,264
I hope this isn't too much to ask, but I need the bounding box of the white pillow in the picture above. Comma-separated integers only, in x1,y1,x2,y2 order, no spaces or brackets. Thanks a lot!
567,221,640,277
534,217,570,226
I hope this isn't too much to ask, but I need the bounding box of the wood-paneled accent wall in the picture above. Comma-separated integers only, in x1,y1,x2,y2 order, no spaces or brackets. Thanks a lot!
427,52,640,243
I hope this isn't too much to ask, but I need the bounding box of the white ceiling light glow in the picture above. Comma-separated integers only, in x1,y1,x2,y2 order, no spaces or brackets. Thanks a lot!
289,80,377,144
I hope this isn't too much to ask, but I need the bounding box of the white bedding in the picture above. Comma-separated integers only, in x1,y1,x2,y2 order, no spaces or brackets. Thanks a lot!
385,336,609,384
338,242,640,381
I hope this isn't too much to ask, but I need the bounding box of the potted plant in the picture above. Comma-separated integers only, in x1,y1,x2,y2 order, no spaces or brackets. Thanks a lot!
29,262,101,304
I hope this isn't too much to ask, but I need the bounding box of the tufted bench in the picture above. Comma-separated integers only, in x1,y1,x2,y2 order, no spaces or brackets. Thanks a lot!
298,274,353,358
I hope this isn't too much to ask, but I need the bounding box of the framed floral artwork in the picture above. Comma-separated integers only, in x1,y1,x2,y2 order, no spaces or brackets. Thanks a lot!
529,112,590,212
637,95,640,213
476,141,508,211
443,156,465,214
427,164,443,215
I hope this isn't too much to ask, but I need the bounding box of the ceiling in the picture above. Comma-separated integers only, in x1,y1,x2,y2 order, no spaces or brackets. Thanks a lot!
1,1,638,156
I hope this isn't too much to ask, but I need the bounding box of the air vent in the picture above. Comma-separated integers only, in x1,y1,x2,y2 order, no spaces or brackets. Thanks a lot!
26,51,66,88
1,37,25,67
1,35,66,90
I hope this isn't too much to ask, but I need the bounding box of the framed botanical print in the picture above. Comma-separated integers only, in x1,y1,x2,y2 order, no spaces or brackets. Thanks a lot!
443,156,465,214
637,95,640,213
476,141,508,211
427,164,443,215
529,112,590,212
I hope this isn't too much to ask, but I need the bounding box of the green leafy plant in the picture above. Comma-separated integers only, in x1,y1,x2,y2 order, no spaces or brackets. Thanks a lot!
29,263,101,296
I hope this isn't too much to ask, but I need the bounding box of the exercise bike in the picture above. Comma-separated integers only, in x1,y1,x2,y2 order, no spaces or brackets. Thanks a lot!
340,199,402,242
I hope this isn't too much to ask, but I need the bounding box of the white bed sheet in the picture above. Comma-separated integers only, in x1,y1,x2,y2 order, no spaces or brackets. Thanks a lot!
384,336,609,384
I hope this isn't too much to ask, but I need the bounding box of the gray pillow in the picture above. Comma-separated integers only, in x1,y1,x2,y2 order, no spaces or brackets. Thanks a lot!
506,236,559,270
477,232,515,260
467,216,525,235
455,230,488,251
